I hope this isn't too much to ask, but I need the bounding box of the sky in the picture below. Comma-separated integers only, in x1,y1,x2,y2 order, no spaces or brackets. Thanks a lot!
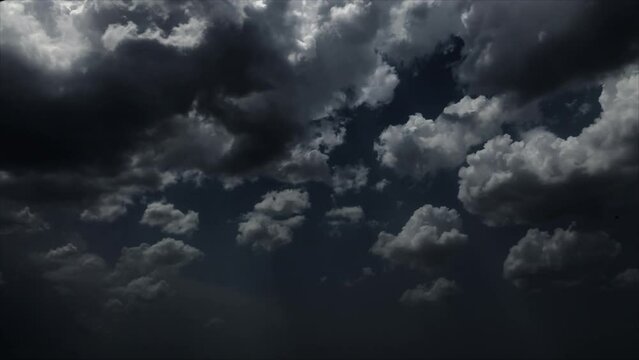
1,0,638,358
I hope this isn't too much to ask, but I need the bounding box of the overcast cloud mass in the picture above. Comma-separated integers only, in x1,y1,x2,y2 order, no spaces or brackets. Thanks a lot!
1,1,638,359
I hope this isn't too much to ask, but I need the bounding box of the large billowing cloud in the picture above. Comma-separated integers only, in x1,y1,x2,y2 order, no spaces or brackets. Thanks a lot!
375,95,512,179
140,201,199,235
503,225,621,289
458,70,639,226
371,204,467,272
237,189,310,252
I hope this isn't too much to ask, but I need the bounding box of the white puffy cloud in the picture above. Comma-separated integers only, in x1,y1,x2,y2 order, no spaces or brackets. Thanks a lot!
354,60,399,107
237,189,310,251
331,164,369,194
399,277,460,305
456,1,639,99
458,70,639,225
503,225,621,288
101,17,207,51
253,189,310,217
375,95,513,179
140,201,199,235
371,204,467,272
0,1,90,70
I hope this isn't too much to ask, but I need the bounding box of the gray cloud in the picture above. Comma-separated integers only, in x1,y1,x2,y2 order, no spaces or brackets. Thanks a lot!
612,268,639,289
237,189,310,252
0,206,50,235
400,277,460,305
371,204,467,272
503,225,621,289
38,238,203,308
140,200,199,235
331,164,369,195
375,95,511,179
325,206,365,225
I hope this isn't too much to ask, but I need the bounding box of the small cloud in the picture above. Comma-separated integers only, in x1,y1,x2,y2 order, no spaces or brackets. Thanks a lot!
373,179,390,192
612,268,639,288
400,278,460,305
140,201,199,235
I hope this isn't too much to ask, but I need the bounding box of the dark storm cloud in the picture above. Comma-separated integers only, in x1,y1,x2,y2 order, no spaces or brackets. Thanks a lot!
458,0,639,100
503,225,621,289
612,268,639,289
0,0,403,217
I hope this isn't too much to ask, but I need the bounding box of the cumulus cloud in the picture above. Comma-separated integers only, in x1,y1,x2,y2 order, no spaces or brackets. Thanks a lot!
612,268,639,289
331,164,369,194
371,204,467,272
399,277,460,305
458,70,639,226
376,95,512,178
39,238,203,308
503,225,621,288
237,189,310,251
140,201,199,235
0,206,50,235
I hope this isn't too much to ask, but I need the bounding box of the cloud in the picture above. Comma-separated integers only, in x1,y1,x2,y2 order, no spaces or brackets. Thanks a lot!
612,268,639,289
503,225,621,289
0,0,400,219
456,1,639,100
458,70,639,225
0,206,50,235
399,277,460,305
325,206,365,224
375,95,510,179
371,204,467,272
140,201,199,235
377,0,463,62
237,189,310,252
325,205,364,236
38,238,203,308
331,164,369,194
373,179,390,192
